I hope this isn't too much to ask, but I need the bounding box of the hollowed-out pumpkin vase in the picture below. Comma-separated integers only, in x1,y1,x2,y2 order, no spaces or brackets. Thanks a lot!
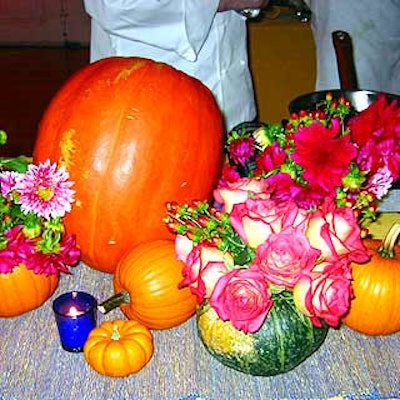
0,264,59,317
196,298,328,376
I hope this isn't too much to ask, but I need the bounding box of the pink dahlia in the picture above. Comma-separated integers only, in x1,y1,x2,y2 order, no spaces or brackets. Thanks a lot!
349,94,400,180
291,119,358,195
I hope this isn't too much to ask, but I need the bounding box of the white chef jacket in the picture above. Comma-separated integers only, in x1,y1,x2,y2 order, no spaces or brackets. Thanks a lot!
83,0,257,131
306,0,400,94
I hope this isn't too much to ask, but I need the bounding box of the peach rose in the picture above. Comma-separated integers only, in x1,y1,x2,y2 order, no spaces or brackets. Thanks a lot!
254,227,320,288
175,234,194,263
306,198,369,263
293,259,353,327
213,177,271,213
229,197,307,248
209,266,273,333
179,244,233,302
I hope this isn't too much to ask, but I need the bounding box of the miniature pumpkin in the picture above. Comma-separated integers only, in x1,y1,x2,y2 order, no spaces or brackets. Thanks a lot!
33,56,224,274
83,319,153,377
99,240,197,329
0,264,59,317
343,222,400,335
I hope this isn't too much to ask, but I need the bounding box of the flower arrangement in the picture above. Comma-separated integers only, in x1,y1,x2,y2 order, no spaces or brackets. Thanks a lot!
0,130,80,276
164,94,400,334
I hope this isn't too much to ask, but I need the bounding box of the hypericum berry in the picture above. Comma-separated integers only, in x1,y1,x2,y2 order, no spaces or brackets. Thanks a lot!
285,122,293,130
299,110,307,118
209,207,222,219
211,236,223,247
165,221,178,233
360,227,369,239
353,209,361,219
165,201,179,212
290,112,298,120
315,110,327,120
191,199,202,207
197,216,209,227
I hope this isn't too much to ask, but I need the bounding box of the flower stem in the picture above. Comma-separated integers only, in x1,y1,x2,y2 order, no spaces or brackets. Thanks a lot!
97,290,130,314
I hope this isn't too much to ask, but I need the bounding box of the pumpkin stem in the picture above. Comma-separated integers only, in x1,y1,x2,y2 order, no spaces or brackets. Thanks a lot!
111,324,121,341
97,290,130,314
378,221,400,258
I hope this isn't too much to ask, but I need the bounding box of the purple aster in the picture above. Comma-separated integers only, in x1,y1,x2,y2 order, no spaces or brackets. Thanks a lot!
13,160,75,220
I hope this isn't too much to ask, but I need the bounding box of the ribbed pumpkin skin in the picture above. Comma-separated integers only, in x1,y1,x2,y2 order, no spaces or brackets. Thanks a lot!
197,297,328,376
114,240,197,329
33,57,224,273
83,319,153,377
343,238,400,336
0,265,59,317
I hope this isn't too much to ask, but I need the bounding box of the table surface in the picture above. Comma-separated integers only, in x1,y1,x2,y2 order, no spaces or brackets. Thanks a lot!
1,214,399,400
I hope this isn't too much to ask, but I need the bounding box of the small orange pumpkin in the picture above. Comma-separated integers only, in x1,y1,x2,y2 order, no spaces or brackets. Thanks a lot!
83,319,153,377
343,222,400,335
99,240,197,329
0,264,59,317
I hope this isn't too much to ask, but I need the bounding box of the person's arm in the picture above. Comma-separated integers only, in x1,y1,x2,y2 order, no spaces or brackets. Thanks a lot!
84,1,269,62
218,0,269,12
83,0,220,62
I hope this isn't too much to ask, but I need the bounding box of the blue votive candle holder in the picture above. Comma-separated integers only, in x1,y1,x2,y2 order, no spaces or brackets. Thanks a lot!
53,291,97,352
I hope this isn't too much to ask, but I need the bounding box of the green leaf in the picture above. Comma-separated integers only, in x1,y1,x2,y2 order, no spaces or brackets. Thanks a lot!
0,155,31,173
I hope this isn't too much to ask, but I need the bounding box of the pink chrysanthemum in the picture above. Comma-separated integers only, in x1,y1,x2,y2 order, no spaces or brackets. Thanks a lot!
0,170,20,199
13,160,75,220
367,166,394,199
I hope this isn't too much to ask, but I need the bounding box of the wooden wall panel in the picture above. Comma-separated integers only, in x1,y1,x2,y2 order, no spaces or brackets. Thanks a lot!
0,0,89,45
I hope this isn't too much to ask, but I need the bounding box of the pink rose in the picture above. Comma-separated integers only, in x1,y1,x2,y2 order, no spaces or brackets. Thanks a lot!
229,197,307,248
209,267,273,333
305,198,370,263
254,227,320,288
175,234,194,263
293,259,353,327
213,177,271,213
179,244,233,302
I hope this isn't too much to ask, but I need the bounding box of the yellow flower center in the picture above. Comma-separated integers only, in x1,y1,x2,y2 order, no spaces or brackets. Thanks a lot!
37,186,54,201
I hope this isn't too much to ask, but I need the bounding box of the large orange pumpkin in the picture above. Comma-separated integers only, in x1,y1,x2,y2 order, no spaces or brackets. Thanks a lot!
0,264,59,317
99,240,197,330
33,57,223,273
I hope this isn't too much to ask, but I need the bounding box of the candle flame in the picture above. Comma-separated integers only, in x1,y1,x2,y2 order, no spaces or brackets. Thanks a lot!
67,306,83,317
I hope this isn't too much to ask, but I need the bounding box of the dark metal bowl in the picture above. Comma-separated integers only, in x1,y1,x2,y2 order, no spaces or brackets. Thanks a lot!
289,89,400,114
